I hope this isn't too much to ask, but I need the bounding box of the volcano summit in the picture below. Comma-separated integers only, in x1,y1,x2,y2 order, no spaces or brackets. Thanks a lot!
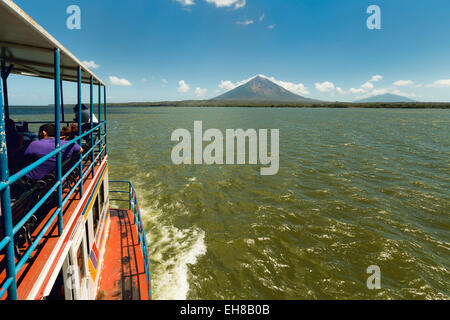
213,75,319,103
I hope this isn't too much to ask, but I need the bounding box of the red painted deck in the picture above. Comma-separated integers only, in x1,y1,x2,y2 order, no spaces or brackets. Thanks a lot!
96,208,149,300
0,159,105,300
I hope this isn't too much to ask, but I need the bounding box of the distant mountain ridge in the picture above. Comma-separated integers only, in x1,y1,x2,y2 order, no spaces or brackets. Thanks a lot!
213,75,320,103
355,93,417,103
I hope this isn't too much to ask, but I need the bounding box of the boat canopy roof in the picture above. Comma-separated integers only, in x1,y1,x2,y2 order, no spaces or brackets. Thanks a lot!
0,0,105,86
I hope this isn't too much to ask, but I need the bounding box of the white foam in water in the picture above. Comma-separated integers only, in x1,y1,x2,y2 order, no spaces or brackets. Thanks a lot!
151,225,207,300
133,183,207,300
139,203,206,300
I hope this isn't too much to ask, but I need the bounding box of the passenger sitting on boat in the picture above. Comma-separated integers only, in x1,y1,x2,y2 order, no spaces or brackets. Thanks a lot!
73,104,98,124
6,118,24,174
10,124,83,199
23,124,83,180
70,123,79,135
61,125,75,141
61,126,70,140
74,104,99,141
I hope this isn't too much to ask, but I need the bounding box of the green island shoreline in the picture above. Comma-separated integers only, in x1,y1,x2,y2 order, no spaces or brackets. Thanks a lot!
105,101,450,109
41,101,450,109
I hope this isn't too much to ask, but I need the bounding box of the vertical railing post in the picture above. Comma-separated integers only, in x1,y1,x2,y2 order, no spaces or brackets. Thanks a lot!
103,86,107,155
89,76,94,178
1,61,11,119
128,182,131,211
98,83,102,160
77,66,83,197
0,74,18,300
131,186,138,243
136,192,141,245
60,79,65,123
54,48,63,235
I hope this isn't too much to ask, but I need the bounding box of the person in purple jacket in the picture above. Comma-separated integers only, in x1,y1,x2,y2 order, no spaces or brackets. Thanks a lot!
24,124,83,180
10,124,83,200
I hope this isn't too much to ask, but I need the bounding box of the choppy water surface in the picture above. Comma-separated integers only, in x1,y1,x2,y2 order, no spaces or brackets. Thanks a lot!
12,106,450,299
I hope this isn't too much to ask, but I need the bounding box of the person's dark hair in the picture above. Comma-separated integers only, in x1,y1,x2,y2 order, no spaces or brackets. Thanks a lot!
73,104,89,112
39,124,56,137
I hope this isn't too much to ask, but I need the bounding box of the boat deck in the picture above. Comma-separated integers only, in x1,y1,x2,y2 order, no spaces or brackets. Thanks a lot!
96,208,149,300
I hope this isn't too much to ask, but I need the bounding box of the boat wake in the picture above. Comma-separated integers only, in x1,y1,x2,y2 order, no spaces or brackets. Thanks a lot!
140,204,207,300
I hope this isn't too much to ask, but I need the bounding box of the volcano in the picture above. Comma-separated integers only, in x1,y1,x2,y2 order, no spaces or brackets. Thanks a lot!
213,75,319,102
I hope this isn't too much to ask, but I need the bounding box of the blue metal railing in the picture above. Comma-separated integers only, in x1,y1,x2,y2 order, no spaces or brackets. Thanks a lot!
110,181,152,300
0,48,108,300
1,59,18,300
0,127,107,299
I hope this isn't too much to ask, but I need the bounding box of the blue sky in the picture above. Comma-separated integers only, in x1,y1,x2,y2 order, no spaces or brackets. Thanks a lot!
7,0,450,104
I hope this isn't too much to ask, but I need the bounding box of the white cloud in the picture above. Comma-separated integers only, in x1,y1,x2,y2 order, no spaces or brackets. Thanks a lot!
361,81,374,90
176,0,195,6
267,24,275,29
219,80,236,91
336,87,346,95
348,75,383,95
206,0,246,9
391,89,416,98
236,20,254,26
315,81,335,93
141,78,148,83
177,0,247,9
370,88,389,96
272,79,310,96
427,79,450,88
161,79,168,87
328,75,423,100
178,80,190,93
234,0,246,9
234,0,247,10
314,82,346,95
259,13,265,23
393,80,414,87
258,75,310,96
370,75,383,82
195,87,208,97
349,87,366,94
218,77,254,91
354,88,419,101
82,60,100,69
109,76,132,87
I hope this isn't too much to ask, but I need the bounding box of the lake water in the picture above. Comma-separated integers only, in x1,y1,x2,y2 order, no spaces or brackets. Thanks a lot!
11,106,450,299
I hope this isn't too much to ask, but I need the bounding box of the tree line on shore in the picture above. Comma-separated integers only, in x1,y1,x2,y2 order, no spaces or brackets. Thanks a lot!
105,100,450,109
